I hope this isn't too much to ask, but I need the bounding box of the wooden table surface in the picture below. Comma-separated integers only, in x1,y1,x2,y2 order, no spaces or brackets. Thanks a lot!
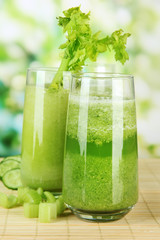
0,158,160,240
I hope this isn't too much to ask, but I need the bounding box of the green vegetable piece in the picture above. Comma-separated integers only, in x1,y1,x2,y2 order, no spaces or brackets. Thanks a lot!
2,168,22,190
24,203,39,218
4,155,21,163
0,192,9,208
8,195,18,208
39,203,57,223
18,187,42,204
50,6,130,89
39,203,51,223
37,187,47,202
49,202,57,219
44,191,56,203
0,160,20,179
37,187,43,196
56,196,66,215
0,192,17,208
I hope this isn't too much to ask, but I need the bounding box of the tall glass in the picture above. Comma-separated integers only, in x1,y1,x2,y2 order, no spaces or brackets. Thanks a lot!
63,72,138,221
21,68,70,192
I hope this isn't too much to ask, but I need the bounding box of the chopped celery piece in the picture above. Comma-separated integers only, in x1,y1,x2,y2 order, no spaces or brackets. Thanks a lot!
37,187,43,196
39,203,51,223
56,196,66,215
8,195,18,208
24,203,39,218
37,188,46,201
0,192,17,208
18,187,41,204
39,203,57,223
0,192,8,208
44,191,56,203
49,202,57,219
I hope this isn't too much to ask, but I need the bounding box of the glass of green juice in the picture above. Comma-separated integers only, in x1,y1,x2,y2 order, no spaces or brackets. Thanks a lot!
63,72,138,221
21,68,70,193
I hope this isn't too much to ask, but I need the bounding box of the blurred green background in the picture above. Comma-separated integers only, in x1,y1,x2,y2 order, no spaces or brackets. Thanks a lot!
0,0,160,158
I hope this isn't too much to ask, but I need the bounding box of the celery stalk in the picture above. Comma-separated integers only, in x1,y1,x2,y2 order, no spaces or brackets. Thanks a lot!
44,191,56,203
39,202,57,223
0,192,17,208
18,187,41,204
56,196,66,215
49,6,130,89
24,203,39,218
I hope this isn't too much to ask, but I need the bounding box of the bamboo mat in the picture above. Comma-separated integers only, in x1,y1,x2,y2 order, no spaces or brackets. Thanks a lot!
0,158,160,240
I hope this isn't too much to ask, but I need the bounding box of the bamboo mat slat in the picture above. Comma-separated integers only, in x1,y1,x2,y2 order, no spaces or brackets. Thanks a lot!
0,158,160,240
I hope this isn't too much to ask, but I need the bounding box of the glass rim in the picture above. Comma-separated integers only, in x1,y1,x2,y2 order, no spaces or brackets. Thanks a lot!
72,72,134,79
27,68,133,80
27,67,59,72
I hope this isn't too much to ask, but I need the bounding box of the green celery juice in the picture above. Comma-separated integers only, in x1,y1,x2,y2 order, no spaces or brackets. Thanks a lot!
63,95,138,211
21,85,68,191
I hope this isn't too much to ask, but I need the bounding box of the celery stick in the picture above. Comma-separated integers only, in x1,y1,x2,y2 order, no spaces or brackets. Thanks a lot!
37,188,47,202
39,203,57,223
0,192,17,208
8,195,18,208
49,202,57,219
37,187,43,196
56,196,66,215
50,6,130,89
0,192,9,208
44,191,56,203
24,203,39,218
39,203,51,223
50,58,69,88
18,187,41,204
